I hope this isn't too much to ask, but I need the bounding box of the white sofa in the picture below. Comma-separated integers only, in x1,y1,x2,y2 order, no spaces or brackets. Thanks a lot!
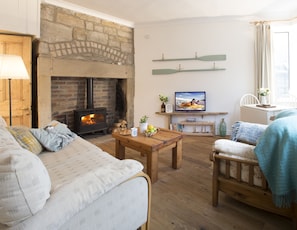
0,118,151,230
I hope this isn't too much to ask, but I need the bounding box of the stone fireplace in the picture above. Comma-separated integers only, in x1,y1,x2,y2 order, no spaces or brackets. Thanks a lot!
36,3,135,129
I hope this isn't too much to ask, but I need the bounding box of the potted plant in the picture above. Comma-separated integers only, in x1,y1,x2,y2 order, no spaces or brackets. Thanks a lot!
159,94,168,113
139,115,149,133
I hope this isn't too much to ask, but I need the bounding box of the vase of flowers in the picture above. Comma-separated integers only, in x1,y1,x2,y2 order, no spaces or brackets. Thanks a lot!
159,94,168,113
139,115,149,133
258,88,270,105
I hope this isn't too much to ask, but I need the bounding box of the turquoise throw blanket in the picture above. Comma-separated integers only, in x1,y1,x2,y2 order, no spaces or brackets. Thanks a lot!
254,115,297,207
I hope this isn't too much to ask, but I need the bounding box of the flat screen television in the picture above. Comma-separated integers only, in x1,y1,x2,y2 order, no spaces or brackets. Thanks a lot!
175,91,206,112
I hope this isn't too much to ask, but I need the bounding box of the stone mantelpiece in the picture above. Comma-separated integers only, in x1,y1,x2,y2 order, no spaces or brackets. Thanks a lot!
37,3,135,128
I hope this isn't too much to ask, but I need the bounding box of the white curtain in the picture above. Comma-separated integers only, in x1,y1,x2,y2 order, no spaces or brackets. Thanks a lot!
254,22,272,99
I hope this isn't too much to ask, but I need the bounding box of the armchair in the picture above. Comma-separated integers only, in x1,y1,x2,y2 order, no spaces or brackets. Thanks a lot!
210,115,297,222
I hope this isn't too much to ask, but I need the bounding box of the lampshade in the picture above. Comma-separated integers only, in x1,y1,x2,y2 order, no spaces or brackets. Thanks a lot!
0,54,29,79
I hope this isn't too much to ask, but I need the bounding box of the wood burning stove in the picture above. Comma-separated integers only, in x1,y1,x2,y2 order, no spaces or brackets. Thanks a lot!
74,107,108,135
73,78,108,135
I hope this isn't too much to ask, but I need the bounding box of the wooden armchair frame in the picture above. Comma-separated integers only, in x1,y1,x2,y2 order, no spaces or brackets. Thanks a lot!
210,151,297,222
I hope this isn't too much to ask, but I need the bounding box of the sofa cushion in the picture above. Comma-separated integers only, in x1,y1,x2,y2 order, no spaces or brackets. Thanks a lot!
0,127,51,226
30,122,76,152
6,126,43,155
0,126,20,148
0,116,7,127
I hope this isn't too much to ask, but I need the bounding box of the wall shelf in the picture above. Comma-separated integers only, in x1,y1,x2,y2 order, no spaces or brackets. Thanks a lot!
179,121,215,136
152,53,226,75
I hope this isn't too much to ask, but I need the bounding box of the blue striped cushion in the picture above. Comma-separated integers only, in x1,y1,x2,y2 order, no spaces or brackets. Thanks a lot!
231,121,267,145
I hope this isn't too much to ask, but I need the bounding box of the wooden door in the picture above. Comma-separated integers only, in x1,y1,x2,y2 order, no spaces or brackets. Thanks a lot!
0,34,32,126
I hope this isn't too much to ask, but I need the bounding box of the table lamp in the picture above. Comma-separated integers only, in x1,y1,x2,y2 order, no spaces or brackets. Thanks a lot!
0,54,29,126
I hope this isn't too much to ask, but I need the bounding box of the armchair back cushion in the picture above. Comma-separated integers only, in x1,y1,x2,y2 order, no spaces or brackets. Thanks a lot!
231,121,267,145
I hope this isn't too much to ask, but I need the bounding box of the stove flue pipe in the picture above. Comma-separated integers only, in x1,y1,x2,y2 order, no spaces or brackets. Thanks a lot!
86,78,94,109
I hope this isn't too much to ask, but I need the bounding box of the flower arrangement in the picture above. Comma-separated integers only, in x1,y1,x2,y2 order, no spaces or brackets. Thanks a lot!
258,88,270,96
159,94,168,103
140,115,149,123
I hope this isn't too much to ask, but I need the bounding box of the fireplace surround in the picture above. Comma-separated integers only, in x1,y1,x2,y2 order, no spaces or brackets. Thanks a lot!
37,57,134,129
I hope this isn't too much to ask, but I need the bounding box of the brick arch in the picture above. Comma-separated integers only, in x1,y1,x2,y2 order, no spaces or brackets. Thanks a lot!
48,40,128,65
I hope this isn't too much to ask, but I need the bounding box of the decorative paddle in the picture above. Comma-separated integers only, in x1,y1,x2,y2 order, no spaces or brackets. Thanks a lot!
152,54,226,62
152,67,226,75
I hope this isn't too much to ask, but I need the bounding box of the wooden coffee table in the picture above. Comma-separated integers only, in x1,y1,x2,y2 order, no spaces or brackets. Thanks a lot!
112,128,183,183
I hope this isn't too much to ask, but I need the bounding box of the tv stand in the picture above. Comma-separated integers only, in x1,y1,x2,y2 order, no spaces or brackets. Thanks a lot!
156,111,228,136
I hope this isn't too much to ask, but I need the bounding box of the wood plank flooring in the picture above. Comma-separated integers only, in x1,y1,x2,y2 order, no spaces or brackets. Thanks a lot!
86,134,293,230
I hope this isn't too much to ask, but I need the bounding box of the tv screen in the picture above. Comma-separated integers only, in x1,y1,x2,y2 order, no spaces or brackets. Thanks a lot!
175,91,206,111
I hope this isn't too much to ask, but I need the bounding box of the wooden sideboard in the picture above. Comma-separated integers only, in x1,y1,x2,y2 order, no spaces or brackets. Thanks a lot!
156,111,228,136
240,105,292,125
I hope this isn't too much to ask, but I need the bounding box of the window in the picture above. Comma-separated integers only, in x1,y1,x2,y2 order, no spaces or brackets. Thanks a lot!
272,32,289,97
271,22,297,103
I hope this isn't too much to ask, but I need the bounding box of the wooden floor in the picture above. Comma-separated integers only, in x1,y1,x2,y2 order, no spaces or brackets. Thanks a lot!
86,134,293,230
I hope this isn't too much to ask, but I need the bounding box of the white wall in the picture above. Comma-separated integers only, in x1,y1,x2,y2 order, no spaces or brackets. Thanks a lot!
0,0,40,37
134,18,255,134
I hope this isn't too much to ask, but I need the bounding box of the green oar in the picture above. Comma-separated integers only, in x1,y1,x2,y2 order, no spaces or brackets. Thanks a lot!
152,54,226,62
152,68,226,75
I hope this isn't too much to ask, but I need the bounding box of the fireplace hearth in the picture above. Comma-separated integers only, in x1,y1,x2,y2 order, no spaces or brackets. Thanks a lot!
74,107,108,135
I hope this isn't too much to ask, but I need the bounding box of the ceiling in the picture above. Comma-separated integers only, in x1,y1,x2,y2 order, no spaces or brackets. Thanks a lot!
45,0,297,27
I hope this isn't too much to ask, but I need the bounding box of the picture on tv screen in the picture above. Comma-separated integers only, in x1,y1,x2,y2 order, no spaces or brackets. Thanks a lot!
175,91,206,111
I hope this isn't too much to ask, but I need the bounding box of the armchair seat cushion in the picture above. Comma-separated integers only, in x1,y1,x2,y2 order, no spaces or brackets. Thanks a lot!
214,139,257,161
